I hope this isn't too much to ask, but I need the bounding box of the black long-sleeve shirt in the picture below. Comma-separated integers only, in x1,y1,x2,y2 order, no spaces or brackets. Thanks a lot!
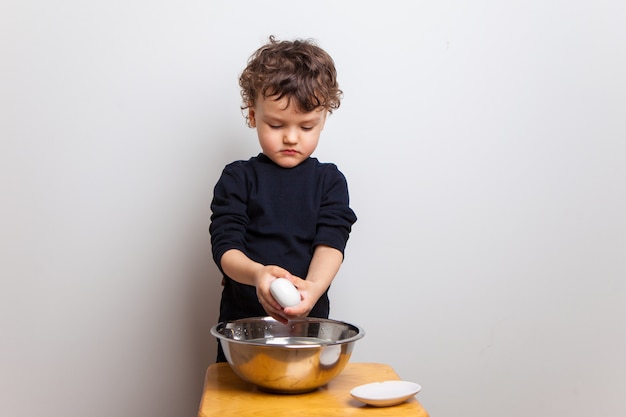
210,153,357,322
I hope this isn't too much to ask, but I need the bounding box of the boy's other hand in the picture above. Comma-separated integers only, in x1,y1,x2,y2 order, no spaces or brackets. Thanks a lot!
282,277,323,319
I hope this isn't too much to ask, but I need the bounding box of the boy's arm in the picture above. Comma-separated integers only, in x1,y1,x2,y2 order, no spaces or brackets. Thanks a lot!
220,249,264,287
220,249,291,320
220,245,344,321
284,244,343,318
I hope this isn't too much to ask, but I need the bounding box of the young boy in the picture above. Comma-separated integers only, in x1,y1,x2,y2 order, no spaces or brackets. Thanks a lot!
209,36,357,362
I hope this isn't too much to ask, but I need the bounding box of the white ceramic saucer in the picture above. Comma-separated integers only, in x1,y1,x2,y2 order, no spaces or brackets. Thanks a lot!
350,380,422,407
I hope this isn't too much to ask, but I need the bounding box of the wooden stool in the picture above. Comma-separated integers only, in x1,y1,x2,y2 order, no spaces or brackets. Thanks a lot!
198,362,429,416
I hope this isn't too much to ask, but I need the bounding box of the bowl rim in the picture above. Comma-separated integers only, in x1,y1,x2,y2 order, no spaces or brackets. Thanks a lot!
210,316,365,347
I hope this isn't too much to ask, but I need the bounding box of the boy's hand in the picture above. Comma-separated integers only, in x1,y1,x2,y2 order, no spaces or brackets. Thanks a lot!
282,276,324,319
254,266,297,323
280,245,342,320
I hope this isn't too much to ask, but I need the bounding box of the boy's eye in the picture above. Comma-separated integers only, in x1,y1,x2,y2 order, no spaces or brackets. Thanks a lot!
269,124,282,129
301,127,313,131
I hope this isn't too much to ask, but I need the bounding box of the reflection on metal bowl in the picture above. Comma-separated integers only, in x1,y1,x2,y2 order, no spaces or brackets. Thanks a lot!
210,316,365,393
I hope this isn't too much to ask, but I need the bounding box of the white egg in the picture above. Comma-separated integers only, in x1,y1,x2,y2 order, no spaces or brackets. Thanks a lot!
270,278,301,308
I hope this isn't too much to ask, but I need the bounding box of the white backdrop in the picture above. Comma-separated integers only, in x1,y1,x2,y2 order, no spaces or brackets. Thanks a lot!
2,1,625,416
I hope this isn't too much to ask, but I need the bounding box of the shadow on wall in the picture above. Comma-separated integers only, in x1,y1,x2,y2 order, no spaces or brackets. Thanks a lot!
183,230,222,413
197,129,256,364
188,259,221,366
183,135,239,408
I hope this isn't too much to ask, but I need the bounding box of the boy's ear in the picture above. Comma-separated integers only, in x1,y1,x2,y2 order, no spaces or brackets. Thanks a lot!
319,110,328,131
248,107,257,128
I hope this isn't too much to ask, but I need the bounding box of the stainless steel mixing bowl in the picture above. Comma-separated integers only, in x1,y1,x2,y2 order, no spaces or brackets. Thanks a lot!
211,316,365,393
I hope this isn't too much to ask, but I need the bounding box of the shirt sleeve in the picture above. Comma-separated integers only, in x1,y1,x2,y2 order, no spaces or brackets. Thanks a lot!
209,164,249,272
312,165,357,255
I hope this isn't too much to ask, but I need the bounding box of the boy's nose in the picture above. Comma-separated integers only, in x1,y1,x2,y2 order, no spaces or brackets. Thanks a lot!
283,129,298,144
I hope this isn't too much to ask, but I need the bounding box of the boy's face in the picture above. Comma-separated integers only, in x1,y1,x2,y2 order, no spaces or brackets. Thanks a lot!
248,94,327,168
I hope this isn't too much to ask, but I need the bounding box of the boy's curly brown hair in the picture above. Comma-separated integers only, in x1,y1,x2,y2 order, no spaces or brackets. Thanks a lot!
239,36,342,127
